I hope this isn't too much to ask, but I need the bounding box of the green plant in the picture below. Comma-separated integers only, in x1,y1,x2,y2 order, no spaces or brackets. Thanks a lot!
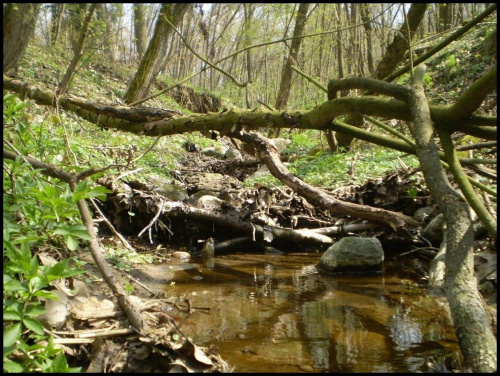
3,225,83,372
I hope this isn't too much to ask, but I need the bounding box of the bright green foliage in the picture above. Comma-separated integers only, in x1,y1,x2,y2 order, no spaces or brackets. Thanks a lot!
3,94,96,372
3,224,83,372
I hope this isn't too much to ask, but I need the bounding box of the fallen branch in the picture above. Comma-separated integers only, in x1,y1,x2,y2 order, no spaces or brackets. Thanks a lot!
159,200,334,245
228,131,418,232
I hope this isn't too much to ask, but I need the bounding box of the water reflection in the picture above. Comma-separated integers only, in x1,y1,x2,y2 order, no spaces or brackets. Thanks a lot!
160,253,458,372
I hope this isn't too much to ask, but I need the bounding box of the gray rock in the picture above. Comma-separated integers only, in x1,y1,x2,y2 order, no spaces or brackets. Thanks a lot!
225,148,242,160
200,145,228,159
317,237,384,273
413,206,434,223
188,190,218,205
153,184,189,201
270,138,291,153
193,195,224,211
247,165,271,180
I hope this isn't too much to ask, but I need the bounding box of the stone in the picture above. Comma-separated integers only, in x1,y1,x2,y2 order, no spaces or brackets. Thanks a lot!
200,144,228,159
188,190,218,205
193,195,224,211
247,165,271,180
270,138,291,153
184,172,242,192
225,147,242,160
171,251,191,260
317,237,384,274
413,206,434,223
153,183,189,201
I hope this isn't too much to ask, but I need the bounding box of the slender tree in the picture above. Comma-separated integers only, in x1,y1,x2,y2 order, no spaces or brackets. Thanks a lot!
274,3,310,110
57,4,97,95
50,3,65,46
360,4,375,74
124,3,191,104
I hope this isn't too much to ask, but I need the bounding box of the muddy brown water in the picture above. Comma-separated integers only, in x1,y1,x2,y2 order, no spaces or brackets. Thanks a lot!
131,251,459,373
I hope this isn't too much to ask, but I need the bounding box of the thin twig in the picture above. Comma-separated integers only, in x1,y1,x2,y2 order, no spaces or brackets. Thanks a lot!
138,199,165,240
89,198,136,253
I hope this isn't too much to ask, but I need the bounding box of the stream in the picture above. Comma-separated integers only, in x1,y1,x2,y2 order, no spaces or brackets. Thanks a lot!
131,251,460,373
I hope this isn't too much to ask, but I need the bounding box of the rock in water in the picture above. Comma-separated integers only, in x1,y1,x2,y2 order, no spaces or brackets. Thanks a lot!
317,237,384,274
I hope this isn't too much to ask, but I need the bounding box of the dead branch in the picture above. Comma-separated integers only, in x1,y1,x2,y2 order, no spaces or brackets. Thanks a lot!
228,131,418,232
159,200,334,245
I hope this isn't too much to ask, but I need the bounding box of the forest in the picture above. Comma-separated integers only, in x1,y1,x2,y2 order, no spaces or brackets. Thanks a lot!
3,3,497,373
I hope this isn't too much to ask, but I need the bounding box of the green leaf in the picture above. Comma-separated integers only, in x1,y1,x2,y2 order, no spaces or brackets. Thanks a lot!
43,258,83,281
4,301,23,321
73,181,111,202
25,303,46,317
46,352,81,373
70,230,92,241
22,317,45,335
3,323,22,347
53,226,70,236
65,234,79,251
3,360,25,373
3,279,27,293
29,275,48,293
32,290,60,300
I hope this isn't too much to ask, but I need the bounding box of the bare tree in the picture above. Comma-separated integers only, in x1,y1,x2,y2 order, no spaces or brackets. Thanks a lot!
57,4,97,95
274,3,311,110
50,3,65,46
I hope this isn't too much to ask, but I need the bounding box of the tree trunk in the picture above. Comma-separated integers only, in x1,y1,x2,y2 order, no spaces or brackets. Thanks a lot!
337,3,427,151
243,3,255,109
50,3,65,46
3,3,41,75
360,4,375,74
410,64,497,373
95,4,112,60
57,4,97,95
124,3,191,105
274,3,310,110
373,3,427,80
133,4,148,59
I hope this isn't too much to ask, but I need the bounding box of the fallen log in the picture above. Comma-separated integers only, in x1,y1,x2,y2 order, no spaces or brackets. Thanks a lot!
158,200,334,245
228,130,418,231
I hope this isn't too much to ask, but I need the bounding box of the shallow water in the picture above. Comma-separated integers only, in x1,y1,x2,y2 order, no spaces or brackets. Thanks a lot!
140,252,459,372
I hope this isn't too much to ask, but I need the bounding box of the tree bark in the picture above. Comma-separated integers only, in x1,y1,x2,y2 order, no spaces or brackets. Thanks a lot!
133,4,148,59
124,3,190,104
360,4,375,74
57,4,97,95
373,3,427,80
50,3,65,46
274,3,310,111
3,3,41,75
410,64,496,373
